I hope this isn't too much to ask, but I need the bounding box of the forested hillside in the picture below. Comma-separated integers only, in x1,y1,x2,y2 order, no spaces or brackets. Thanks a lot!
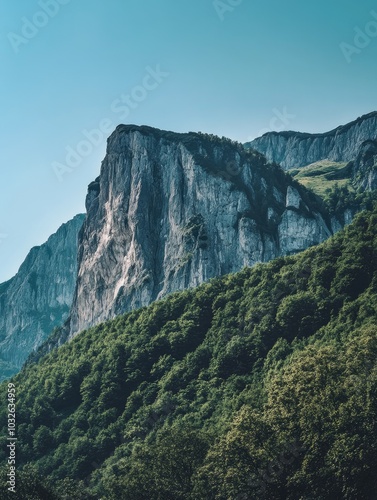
1,206,377,499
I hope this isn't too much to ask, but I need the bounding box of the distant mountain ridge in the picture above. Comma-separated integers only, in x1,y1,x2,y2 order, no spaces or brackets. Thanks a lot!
246,111,377,169
0,214,84,380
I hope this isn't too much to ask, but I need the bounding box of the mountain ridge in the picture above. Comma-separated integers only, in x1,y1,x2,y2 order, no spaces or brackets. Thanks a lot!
258,111,377,139
0,214,84,380
2,115,377,379
247,111,377,169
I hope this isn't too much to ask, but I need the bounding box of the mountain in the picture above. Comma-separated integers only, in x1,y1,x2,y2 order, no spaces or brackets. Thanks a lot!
2,205,376,499
246,111,377,170
67,125,337,339
0,214,84,380
5,119,376,378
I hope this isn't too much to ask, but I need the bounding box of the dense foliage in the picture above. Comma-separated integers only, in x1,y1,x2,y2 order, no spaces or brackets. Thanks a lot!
323,183,376,216
1,206,377,499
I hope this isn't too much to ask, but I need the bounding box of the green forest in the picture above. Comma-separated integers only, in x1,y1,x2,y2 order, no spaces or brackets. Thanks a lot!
1,205,377,499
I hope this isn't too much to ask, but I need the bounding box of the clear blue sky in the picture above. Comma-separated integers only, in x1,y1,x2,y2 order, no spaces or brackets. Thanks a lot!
1,0,376,282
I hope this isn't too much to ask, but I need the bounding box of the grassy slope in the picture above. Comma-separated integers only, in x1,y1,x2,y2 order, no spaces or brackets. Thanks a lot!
0,207,377,499
290,160,352,198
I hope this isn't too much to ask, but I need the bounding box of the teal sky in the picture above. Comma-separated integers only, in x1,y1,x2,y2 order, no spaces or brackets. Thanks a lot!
1,0,377,282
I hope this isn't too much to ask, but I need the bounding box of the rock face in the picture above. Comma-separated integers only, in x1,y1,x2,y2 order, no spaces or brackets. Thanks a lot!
246,112,377,170
68,126,334,337
0,214,84,379
352,140,377,191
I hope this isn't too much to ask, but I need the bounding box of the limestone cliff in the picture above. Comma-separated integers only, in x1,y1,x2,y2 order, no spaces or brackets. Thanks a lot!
246,112,377,170
352,140,377,191
68,126,334,337
0,214,84,379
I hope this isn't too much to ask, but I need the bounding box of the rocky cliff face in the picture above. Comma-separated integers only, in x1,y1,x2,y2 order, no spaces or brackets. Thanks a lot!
352,140,377,191
68,126,335,338
246,112,377,170
0,214,84,379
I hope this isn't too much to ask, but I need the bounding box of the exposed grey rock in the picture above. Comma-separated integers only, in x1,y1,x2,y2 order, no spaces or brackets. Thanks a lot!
329,206,360,234
68,126,335,338
246,112,377,170
279,211,331,255
0,214,84,379
286,186,303,209
351,140,377,191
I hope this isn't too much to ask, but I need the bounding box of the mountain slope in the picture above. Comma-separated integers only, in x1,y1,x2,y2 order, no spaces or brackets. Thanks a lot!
290,160,352,197
246,111,377,170
1,205,377,499
67,125,336,338
0,214,84,380
289,141,377,198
